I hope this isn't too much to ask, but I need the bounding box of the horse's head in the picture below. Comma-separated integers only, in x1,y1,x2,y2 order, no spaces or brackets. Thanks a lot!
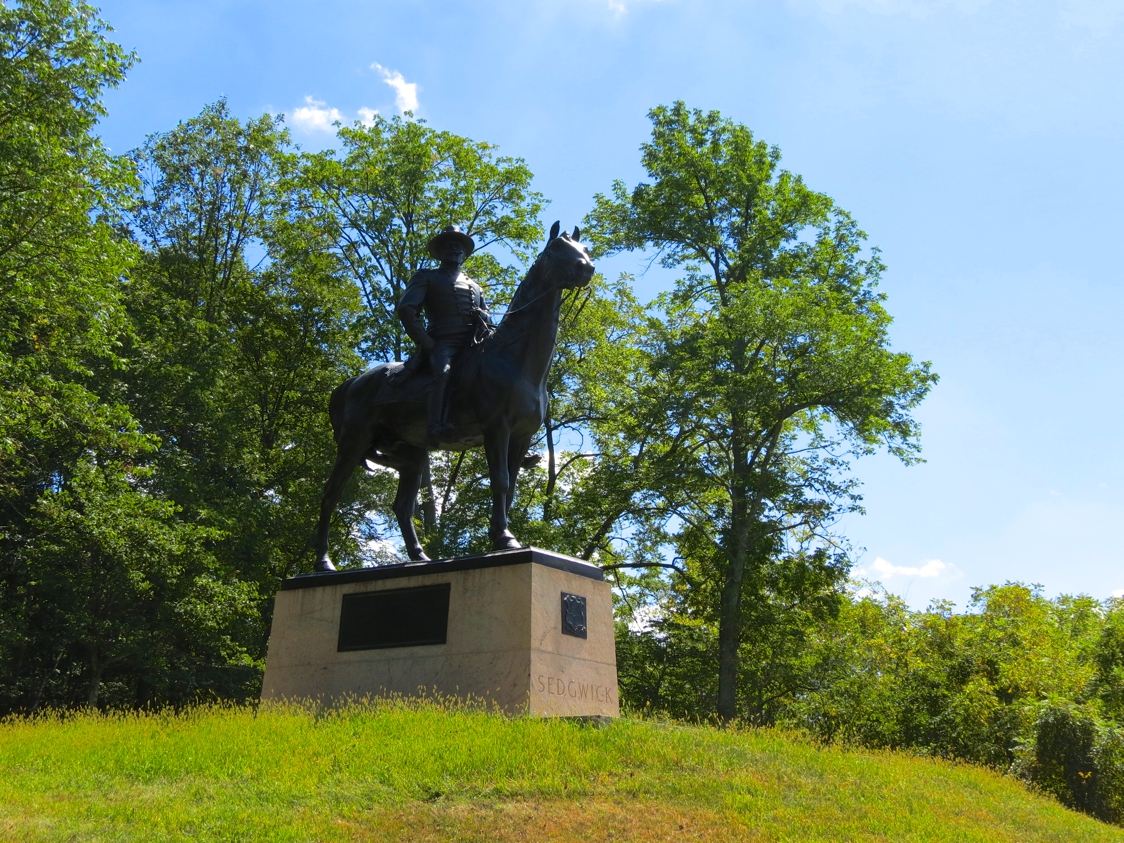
538,220,595,290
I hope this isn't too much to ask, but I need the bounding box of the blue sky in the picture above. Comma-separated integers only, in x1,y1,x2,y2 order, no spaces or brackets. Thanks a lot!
92,0,1124,608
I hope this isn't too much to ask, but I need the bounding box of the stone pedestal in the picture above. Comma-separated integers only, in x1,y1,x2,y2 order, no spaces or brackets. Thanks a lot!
261,548,619,718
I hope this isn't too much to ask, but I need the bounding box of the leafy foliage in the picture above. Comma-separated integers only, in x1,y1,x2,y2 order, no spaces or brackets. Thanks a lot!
124,100,367,586
0,0,137,516
585,102,936,721
1094,600,1124,720
0,0,155,712
0,5,365,709
752,584,1122,825
24,458,255,708
120,101,370,694
1011,703,1124,825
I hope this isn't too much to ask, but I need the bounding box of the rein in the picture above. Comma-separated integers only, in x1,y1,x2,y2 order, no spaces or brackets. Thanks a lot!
485,254,561,350
486,289,560,350
480,243,587,352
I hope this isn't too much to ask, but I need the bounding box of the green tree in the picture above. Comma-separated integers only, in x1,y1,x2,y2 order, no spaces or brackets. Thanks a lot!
0,0,152,710
24,458,255,708
1093,598,1124,721
124,101,366,674
0,0,136,522
781,583,1124,826
585,102,936,722
787,584,1105,765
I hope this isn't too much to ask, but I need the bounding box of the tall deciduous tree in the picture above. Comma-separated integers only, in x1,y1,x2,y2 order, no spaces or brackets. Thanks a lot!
0,2,257,711
509,272,651,559
0,0,136,513
586,102,936,721
124,102,367,669
0,0,148,710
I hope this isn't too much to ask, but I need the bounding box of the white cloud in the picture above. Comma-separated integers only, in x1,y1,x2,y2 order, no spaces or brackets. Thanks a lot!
357,106,379,127
371,63,419,113
290,96,342,132
858,556,963,580
1113,589,1124,599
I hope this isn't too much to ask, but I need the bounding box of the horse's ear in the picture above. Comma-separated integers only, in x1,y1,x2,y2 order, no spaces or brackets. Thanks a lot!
571,226,581,242
548,220,560,242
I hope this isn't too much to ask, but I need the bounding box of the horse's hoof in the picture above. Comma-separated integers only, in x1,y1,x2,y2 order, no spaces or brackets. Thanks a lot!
315,557,337,573
491,534,521,551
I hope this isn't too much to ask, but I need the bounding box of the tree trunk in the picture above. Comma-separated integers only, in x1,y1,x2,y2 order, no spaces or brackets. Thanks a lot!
86,644,103,708
438,450,466,551
718,433,754,723
717,528,748,721
716,565,744,722
30,649,65,714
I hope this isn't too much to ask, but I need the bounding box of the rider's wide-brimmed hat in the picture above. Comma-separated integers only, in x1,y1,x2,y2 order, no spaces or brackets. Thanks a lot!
427,225,475,259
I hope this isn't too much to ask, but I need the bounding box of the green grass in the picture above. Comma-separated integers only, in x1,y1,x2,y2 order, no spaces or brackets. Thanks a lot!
0,700,1120,842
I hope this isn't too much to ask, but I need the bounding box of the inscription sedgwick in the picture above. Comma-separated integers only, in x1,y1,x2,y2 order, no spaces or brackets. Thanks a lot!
533,673,616,705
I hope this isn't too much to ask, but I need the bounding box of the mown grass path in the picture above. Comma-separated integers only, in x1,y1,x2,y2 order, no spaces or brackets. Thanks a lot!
1,703,1120,841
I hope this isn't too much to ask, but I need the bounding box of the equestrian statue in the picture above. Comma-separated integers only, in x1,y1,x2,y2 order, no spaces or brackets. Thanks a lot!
312,222,595,571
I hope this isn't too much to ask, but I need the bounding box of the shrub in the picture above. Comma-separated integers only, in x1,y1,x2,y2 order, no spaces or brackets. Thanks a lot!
1013,702,1124,825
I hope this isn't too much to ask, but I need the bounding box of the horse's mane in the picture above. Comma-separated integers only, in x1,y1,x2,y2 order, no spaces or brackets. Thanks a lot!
500,249,550,321
486,243,557,349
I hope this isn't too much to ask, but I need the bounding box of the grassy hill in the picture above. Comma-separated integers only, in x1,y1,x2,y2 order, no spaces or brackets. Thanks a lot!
1,701,1120,842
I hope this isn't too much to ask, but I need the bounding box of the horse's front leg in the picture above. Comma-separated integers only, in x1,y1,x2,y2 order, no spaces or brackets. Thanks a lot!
483,424,519,550
393,445,430,561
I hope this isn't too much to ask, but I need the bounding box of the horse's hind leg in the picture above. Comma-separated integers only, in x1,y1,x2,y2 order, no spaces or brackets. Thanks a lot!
392,445,430,562
313,429,368,572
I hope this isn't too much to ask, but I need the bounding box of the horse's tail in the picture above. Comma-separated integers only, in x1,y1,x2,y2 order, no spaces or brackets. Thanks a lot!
328,376,356,445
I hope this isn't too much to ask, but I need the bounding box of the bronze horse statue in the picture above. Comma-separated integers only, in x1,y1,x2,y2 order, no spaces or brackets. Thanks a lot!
313,223,594,571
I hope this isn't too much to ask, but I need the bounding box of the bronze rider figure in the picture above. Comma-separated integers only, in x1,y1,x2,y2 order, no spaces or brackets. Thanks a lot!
396,225,494,442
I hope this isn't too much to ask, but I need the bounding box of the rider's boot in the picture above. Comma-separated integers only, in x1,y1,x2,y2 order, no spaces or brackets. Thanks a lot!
426,374,454,444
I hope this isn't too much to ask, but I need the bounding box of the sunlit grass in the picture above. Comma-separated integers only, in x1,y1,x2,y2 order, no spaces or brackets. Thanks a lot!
1,699,1120,841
